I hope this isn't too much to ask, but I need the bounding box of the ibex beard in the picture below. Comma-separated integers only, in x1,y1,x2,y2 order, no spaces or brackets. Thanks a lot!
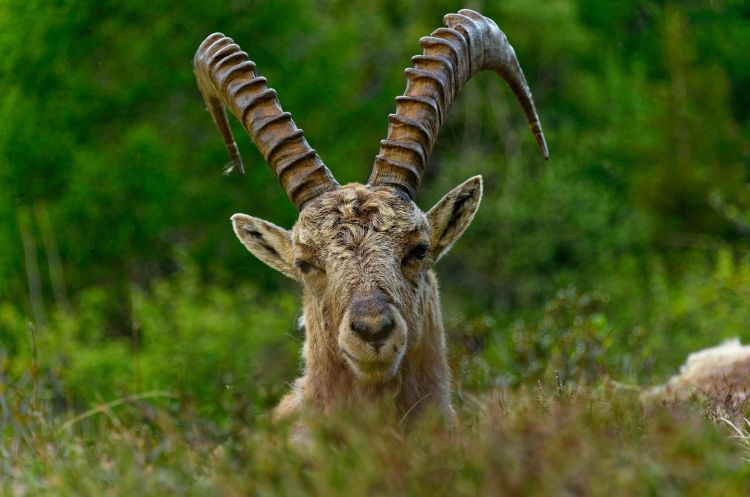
194,8,547,435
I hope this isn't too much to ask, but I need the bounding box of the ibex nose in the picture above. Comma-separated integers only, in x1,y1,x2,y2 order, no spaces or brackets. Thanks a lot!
351,314,395,343
349,292,395,344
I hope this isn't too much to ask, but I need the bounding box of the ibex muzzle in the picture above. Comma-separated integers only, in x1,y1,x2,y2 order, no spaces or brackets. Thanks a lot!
340,288,407,382
196,9,548,426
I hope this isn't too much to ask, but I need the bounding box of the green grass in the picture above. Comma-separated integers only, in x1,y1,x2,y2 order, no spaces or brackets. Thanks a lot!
2,376,749,496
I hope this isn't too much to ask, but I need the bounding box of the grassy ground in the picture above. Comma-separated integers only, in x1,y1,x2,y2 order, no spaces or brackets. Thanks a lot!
3,370,749,496
2,262,750,495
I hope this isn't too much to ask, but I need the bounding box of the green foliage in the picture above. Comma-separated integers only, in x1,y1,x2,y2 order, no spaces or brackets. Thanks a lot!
1,0,748,326
509,287,613,383
1,260,300,419
450,247,750,392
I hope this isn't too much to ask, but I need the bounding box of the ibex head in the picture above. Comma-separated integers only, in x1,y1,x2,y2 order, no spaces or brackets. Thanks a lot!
194,10,547,389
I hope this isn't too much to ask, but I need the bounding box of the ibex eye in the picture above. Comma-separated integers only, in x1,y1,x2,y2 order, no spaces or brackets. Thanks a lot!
405,243,429,263
295,260,320,275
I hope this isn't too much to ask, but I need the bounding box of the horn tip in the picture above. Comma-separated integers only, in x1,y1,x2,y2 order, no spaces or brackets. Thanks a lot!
540,141,549,161
533,129,549,160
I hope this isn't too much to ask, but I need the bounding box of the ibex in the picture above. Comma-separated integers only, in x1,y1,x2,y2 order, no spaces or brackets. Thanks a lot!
194,9,547,431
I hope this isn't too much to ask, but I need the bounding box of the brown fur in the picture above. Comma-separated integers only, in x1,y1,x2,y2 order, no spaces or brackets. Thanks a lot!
232,178,483,436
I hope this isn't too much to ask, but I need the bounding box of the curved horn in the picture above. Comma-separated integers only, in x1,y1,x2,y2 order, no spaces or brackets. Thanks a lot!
194,33,339,210
368,9,548,199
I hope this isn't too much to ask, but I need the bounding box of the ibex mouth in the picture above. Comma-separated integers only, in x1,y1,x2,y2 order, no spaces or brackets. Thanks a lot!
341,348,390,370
340,347,400,382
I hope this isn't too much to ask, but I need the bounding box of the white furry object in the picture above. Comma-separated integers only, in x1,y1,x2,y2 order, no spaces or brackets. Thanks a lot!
679,339,750,376
647,338,750,402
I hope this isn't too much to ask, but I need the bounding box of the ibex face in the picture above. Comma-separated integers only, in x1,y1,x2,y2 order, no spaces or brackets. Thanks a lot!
293,185,429,382
195,9,547,414
232,179,482,382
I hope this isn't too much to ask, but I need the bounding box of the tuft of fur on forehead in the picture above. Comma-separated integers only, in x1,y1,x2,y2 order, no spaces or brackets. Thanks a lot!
295,184,428,246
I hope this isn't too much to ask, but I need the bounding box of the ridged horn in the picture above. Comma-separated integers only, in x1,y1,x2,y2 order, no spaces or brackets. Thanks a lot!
194,33,339,210
368,9,548,199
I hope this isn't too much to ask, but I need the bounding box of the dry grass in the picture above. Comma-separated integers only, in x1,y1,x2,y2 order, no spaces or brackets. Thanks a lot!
2,370,749,497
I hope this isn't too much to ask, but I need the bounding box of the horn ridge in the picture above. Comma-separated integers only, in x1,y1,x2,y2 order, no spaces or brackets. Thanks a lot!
194,33,339,210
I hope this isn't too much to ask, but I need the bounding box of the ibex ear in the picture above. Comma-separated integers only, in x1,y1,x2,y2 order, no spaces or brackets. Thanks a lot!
231,214,298,280
426,175,483,263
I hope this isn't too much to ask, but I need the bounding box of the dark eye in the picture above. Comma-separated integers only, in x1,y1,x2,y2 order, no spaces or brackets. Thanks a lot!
404,243,429,263
295,259,322,275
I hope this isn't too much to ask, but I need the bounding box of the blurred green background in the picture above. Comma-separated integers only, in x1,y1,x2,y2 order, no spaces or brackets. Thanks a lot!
0,0,748,417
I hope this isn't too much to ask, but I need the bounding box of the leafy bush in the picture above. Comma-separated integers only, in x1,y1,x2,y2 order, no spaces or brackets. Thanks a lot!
2,259,300,420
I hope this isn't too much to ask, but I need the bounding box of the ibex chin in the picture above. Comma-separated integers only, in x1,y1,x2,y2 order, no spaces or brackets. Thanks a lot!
194,9,548,432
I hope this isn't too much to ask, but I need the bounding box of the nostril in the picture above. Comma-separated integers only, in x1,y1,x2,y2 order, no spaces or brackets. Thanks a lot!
370,316,394,343
381,316,395,335
351,319,368,335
